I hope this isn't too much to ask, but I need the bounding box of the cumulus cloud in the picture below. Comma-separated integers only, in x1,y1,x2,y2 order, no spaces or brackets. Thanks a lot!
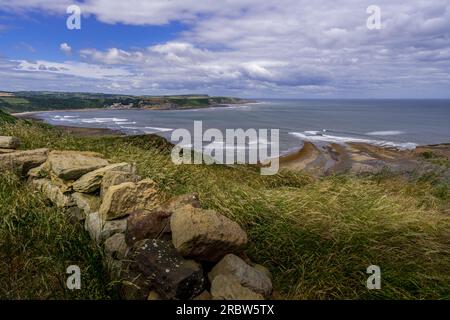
0,0,449,97
59,42,72,54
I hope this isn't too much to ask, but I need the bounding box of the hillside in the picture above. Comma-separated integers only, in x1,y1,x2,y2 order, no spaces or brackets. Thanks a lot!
0,110,16,124
0,91,251,113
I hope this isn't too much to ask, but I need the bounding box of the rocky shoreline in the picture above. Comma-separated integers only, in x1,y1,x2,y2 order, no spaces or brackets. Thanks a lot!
0,135,273,300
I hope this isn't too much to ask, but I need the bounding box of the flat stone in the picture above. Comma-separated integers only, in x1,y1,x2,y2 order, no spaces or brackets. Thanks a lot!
130,239,205,300
99,179,160,221
210,274,264,300
0,136,20,149
73,162,132,193
125,193,200,246
48,150,108,180
0,148,16,154
171,205,248,262
208,254,272,297
101,170,141,198
0,148,48,176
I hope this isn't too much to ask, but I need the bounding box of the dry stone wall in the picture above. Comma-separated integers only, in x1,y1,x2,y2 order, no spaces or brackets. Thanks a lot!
0,136,273,300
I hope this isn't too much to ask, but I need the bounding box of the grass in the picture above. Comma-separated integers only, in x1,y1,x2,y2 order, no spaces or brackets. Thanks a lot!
1,120,449,299
0,172,116,299
0,110,17,124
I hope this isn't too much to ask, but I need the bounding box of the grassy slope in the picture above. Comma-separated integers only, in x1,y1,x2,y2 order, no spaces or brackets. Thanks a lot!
0,120,449,299
0,172,116,299
0,110,17,124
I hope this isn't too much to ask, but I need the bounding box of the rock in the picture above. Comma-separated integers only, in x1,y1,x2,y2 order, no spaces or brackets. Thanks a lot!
210,274,264,300
208,254,272,297
0,136,20,149
119,267,152,300
147,291,161,300
0,148,16,154
72,192,101,216
105,233,128,260
170,205,248,262
125,209,172,246
65,206,85,223
125,193,200,246
193,290,212,300
130,239,205,300
49,173,74,193
101,170,141,198
99,179,160,221
47,150,108,180
31,178,74,208
27,163,47,179
0,148,48,176
100,218,127,242
162,193,201,211
84,212,103,242
73,162,132,193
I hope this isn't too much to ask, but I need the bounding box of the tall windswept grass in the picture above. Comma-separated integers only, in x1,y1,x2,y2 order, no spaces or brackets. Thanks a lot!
0,172,116,299
1,120,449,299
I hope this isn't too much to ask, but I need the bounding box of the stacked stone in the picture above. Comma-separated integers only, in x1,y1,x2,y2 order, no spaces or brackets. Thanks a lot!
1,136,273,300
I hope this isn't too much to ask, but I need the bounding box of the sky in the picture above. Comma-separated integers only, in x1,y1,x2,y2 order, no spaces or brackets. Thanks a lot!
0,0,449,98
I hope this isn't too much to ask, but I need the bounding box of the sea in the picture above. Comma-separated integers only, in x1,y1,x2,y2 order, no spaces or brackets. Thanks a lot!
32,99,450,156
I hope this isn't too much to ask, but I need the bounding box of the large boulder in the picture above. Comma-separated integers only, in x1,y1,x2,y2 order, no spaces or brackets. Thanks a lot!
0,136,20,149
208,254,272,297
0,148,48,175
170,205,248,262
130,239,205,300
73,162,132,193
99,179,160,221
210,274,264,300
101,170,141,198
47,150,108,180
125,193,200,246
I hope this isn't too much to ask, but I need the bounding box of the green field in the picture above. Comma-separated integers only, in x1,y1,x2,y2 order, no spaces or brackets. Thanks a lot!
0,117,449,299
0,91,247,113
